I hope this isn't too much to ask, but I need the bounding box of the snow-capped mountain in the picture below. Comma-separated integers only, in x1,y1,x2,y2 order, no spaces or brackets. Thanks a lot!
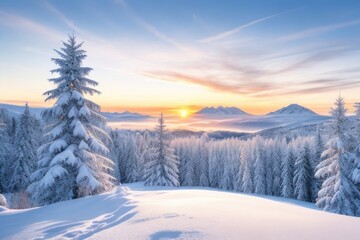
196,106,249,115
267,104,318,116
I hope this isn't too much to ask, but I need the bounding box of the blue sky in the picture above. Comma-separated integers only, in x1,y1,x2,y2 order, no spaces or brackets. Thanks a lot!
1,0,360,114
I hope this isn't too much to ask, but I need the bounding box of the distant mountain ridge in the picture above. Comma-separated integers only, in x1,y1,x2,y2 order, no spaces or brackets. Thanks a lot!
101,111,152,121
0,103,151,121
267,104,318,116
196,106,249,115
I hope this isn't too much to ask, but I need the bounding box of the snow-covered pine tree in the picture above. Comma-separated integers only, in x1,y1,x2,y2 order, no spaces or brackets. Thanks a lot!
0,110,13,193
220,141,235,190
311,125,324,202
281,143,295,198
254,136,266,195
272,138,284,196
208,141,224,188
350,102,360,215
241,140,254,193
316,96,360,216
198,134,210,187
28,35,114,205
0,117,7,193
8,104,38,192
293,141,313,202
144,113,179,187
124,135,139,183
109,130,121,184
182,139,196,186
265,139,274,195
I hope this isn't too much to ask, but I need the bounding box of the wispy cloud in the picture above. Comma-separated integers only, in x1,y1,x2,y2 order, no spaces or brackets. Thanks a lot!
114,0,197,54
200,14,278,43
270,47,355,75
142,70,273,95
253,76,360,98
279,19,360,41
0,10,62,40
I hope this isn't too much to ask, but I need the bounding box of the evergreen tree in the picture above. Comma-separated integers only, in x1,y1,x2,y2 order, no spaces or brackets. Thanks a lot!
0,118,7,193
316,96,360,215
109,130,121,184
254,137,266,194
0,110,12,193
198,134,210,187
281,144,295,198
28,35,114,205
124,136,139,183
272,138,284,196
265,140,274,195
242,140,254,193
9,104,38,192
311,125,324,202
294,141,313,202
144,113,179,187
208,141,224,188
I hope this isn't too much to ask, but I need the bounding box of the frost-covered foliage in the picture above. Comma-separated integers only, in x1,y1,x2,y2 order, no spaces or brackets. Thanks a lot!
0,110,15,193
316,97,360,216
294,141,313,202
28,35,114,205
110,131,151,184
9,104,41,193
0,194,6,207
144,114,179,187
254,136,266,194
170,131,316,198
281,142,295,198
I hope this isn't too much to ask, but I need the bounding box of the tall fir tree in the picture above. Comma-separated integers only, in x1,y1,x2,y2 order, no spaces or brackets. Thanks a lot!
28,35,114,205
242,140,254,193
0,110,13,193
124,136,139,183
0,117,7,193
198,134,210,187
144,113,179,187
9,104,38,192
311,125,324,202
293,141,313,202
281,144,295,198
316,96,360,216
254,137,266,194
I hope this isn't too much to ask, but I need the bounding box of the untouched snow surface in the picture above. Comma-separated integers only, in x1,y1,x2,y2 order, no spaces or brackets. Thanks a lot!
0,183,359,240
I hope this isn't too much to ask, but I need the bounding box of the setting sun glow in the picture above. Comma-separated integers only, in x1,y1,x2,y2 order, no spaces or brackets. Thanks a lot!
180,109,189,118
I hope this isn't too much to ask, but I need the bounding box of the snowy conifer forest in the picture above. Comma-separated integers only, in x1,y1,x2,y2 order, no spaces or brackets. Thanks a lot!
1,34,360,239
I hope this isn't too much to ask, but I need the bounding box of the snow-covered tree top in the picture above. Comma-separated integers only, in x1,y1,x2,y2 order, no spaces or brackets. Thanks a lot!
44,35,100,102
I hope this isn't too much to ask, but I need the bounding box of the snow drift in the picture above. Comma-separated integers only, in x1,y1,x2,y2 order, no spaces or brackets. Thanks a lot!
0,183,359,240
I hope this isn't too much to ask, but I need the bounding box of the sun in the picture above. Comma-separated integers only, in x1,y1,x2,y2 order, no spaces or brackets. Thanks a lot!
180,109,189,118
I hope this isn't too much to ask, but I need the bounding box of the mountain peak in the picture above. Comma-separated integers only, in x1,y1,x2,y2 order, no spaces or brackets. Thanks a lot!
267,104,317,116
196,106,249,115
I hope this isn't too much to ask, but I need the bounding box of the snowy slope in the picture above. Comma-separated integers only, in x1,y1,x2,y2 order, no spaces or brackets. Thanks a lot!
0,183,359,240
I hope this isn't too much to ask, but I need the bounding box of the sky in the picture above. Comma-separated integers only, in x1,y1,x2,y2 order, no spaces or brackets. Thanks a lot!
1,0,360,116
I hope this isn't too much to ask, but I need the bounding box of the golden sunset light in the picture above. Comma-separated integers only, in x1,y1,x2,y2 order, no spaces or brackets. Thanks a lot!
179,109,189,118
